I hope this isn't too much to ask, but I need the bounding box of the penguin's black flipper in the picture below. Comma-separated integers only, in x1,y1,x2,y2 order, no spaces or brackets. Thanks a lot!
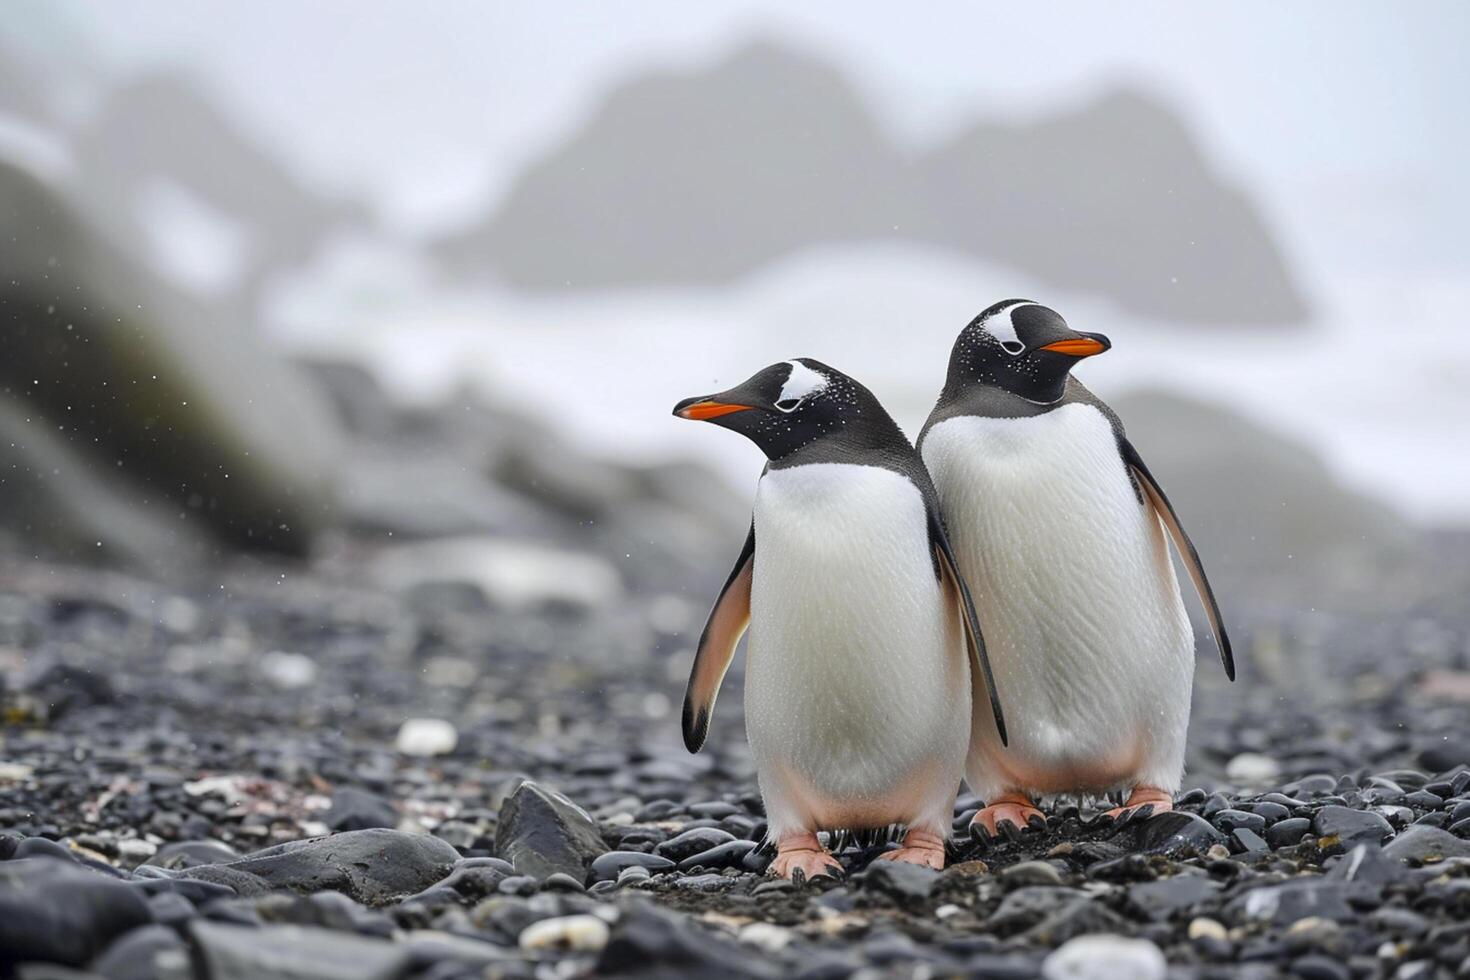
1120,438,1236,681
681,523,756,752
927,507,1008,746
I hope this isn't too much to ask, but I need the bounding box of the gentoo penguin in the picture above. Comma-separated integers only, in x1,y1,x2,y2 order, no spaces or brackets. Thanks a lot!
918,300,1233,834
674,358,1006,878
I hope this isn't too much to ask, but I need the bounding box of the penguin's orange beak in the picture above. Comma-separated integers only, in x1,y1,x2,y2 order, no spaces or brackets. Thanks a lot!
674,399,754,421
1039,332,1111,357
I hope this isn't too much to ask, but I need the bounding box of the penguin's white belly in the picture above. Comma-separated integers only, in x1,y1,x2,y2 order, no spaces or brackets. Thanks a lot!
922,404,1193,795
746,463,969,835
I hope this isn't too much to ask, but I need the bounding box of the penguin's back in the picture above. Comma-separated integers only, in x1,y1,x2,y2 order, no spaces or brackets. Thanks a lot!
922,402,1192,792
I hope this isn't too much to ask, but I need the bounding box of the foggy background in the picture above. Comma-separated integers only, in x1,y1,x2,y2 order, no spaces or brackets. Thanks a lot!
3,1,1469,615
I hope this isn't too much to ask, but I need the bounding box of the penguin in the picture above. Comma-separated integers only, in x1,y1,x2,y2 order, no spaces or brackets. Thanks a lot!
917,300,1234,835
674,358,1007,878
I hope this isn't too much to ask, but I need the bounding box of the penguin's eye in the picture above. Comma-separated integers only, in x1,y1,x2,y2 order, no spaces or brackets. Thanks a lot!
999,340,1025,356
774,396,805,413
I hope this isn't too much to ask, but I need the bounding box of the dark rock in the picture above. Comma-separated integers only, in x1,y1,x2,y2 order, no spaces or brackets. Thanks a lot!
1232,828,1270,853
1227,879,1357,925
1126,875,1221,920
495,781,608,880
1133,811,1227,857
857,859,940,901
177,865,272,898
1326,845,1407,885
1311,806,1394,852
653,828,738,863
589,851,677,883
406,861,510,905
1242,801,1291,824
677,839,757,871
89,925,187,980
144,891,195,926
987,886,1090,934
1368,907,1429,938
1021,898,1129,945
325,788,397,832
599,902,775,978
1215,809,1268,835
1418,741,1470,774
1291,953,1351,980
1404,790,1444,810
1267,817,1313,848
187,920,411,980
226,829,458,906
1383,825,1470,864
0,859,152,967
12,838,77,862
540,872,585,892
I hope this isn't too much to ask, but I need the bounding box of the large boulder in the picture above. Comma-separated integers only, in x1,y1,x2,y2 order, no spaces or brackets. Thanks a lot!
0,156,342,563
0,858,152,968
224,829,459,906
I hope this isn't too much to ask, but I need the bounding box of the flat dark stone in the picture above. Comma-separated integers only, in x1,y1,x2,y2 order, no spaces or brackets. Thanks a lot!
589,850,677,883
1133,811,1227,857
226,829,459,906
1311,806,1394,852
653,827,738,863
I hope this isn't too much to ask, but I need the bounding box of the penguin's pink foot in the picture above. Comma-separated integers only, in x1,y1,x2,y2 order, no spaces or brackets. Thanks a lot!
1105,785,1175,820
875,828,946,869
768,831,843,881
972,793,1046,836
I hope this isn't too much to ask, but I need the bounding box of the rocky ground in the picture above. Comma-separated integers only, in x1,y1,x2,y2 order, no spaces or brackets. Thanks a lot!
3,540,1470,980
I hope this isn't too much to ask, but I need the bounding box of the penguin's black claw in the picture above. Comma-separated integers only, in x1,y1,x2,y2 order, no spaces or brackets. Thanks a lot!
1026,814,1048,833
998,820,1024,844
969,823,992,849
1131,804,1156,823
790,868,807,887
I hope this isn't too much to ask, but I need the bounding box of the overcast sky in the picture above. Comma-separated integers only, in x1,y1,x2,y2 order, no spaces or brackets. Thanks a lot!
11,0,1468,274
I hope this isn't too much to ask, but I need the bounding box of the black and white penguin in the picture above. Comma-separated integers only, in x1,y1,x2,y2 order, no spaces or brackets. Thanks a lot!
674,358,1006,878
918,300,1234,834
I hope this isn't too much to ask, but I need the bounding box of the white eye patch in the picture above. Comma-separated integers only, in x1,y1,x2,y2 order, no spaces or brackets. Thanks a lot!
982,301,1034,355
776,359,827,411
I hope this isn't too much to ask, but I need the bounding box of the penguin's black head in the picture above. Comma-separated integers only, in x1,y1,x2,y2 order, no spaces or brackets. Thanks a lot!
947,300,1110,403
673,358,893,462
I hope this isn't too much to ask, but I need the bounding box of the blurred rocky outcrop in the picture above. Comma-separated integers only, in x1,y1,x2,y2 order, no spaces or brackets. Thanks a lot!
0,156,343,567
299,357,748,601
1113,389,1418,603
439,40,1307,325
69,72,364,303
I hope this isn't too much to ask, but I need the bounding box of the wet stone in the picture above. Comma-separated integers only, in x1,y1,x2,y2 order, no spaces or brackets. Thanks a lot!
589,850,676,883
1267,817,1312,848
653,827,738,863
1311,806,1394,852
677,839,757,871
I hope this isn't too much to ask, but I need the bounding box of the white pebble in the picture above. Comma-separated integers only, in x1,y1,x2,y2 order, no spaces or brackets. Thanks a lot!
395,718,458,756
1188,917,1228,941
0,763,35,782
519,914,610,953
1226,752,1282,784
116,838,157,863
739,922,792,953
1042,934,1166,980
260,650,317,690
